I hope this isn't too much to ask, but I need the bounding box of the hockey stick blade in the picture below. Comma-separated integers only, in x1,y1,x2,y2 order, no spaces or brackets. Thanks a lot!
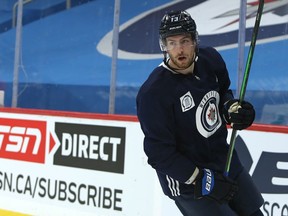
224,0,264,177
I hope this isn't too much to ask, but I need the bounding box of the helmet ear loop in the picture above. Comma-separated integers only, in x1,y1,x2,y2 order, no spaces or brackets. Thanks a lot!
163,51,168,63
159,38,167,52
195,44,199,56
192,31,200,57
159,38,169,62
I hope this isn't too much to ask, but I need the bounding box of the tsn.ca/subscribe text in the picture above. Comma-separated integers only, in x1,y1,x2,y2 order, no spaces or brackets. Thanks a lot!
0,170,123,211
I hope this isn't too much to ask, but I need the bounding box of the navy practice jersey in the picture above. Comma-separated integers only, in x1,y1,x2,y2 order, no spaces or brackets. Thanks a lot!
136,46,244,198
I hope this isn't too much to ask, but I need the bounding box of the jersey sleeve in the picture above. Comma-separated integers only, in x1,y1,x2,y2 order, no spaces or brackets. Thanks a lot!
136,84,198,184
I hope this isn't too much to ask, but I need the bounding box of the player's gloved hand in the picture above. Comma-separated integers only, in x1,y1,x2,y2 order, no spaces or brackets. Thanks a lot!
194,168,238,204
222,99,255,130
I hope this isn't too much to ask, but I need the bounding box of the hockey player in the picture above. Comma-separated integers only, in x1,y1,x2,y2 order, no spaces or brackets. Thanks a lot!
136,10,264,216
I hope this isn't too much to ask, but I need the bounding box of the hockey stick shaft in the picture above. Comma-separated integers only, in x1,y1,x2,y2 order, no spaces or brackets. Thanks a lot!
224,0,264,176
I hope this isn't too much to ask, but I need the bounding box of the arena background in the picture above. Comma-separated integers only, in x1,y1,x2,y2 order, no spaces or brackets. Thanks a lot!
0,0,287,125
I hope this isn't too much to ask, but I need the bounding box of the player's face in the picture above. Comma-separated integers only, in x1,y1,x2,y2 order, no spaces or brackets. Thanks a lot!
166,34,196,70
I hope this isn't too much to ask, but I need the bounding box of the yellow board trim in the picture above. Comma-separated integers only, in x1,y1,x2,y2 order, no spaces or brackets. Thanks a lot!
0,209,31,216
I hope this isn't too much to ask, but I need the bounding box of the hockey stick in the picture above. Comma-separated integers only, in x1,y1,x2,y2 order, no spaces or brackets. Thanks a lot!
224,0,264,176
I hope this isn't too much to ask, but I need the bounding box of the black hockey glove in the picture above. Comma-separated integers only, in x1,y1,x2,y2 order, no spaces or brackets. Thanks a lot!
194,169,238,204
223,99,255,130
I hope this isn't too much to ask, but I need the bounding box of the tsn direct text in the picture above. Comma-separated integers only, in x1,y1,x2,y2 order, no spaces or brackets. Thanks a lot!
54,123,126,174
0,171,123,211
0,118,46,163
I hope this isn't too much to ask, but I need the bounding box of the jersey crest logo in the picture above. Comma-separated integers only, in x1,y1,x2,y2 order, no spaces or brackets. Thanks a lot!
180,91,195,112
196,91,222,138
